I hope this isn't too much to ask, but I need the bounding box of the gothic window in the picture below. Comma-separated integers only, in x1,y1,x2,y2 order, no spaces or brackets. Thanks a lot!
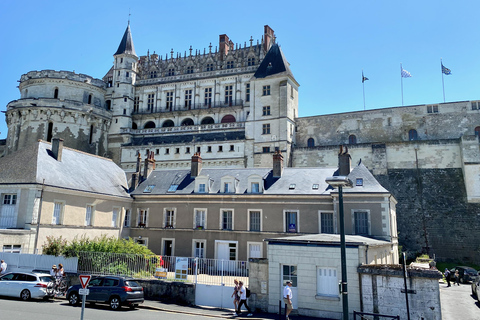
349,135,357,144
226,61,234,69
147,94,155,111
206,63,214,71
184,90,192,109
181,118,194,126
263,85,271,96
201,117,214,125
54,88,59,99
307,138,315,147
89,125,94,144
132,122,138,129
88,94,92,105
245,83,250,102
162,120,174,127
221,115,236,123
186,66,194,74
166,91,173,110
204,88,212,107
262,106,271,116
133,97,139,112
150,70,157,78
262,123,271,134
225,85,233,105
167,68,175,76
408,129,418,141
144,121,156,129
247,57,255,66
47,122,53,142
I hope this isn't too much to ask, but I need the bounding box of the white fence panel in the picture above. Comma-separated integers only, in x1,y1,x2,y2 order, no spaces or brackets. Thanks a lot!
196,284,236,309
0,253,78,273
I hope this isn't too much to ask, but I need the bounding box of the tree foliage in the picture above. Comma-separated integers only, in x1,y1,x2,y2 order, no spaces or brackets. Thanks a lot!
42,234,155,258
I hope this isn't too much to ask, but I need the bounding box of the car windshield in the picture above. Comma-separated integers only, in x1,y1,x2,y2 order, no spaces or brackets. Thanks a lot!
125,280,140,287
39,275,54,282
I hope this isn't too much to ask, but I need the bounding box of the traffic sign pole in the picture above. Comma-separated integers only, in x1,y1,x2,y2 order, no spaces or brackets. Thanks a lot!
78,275,91,320
81,294,86,320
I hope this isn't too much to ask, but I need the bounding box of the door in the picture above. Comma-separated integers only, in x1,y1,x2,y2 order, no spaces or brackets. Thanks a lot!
0,273,16,296
87,277,104,302
164,240,173,256
216,241,237,273
282,265,298,309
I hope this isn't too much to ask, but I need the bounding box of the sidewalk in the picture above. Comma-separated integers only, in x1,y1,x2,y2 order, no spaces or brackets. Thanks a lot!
140,299,334,320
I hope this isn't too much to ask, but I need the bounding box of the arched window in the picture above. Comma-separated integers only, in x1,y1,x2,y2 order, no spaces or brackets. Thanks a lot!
181,118,194,126
348,135,357,144
408,129,418,141
54,88,59,99
475,126,480,136
162,120,174,127
144,121,156,129
221,115,236,123
132,122,137,130
88,94,92,105
201,117,214,125
89,125,94,144
307,138,315,147
47,122,53,142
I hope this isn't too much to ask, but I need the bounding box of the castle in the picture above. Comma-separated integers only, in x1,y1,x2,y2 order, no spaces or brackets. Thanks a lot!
2,24,480,262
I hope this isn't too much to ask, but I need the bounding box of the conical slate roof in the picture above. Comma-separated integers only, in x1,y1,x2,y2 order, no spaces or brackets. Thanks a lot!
114,24,136,56
253,44,296,82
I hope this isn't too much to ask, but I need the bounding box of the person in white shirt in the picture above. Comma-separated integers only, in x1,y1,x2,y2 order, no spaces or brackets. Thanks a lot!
50,265,57,277
283,280,293,320
236,281,252,317
0,260,7,274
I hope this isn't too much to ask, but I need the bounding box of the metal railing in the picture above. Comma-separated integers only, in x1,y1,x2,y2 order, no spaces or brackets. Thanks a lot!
120,121,245,135
76,252,248,286
132,99,244,115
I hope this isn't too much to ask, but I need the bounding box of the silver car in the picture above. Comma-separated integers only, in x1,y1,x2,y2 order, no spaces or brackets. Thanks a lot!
0,272,54,300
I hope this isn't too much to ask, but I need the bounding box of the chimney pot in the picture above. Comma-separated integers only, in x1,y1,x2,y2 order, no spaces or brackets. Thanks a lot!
338,145,351,176
51,138,64,161
272,150,283,178
191,152,202,177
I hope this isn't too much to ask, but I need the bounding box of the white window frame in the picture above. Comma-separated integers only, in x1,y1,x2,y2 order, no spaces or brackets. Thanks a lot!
85,204,95,226
247,209,262,232
3,244,22,253
137,208,149,227
195,175,210,193
219,208,234,230
164,208,176,228
316,267,339,298
52,200,65,225
220,176,237,193
247,174,263,193
283,209,300,233
318,210,335,234
124,209,131,227
214,240,238,261
161,238,175,256
193,208,207,229
192,239,207,258
247,241,263,259
351,209,371,236
112,207,120,228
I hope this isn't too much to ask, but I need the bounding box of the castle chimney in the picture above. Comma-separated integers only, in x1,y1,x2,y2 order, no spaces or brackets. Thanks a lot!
263,25,275,52
130,173,138,192
272,150,283,178
191,152,202,177
143,151,156,179
51,138,64,161
219,34,230,60
338,145,351,176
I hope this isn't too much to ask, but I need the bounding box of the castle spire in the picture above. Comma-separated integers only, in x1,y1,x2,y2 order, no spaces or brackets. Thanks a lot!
114,24,136,56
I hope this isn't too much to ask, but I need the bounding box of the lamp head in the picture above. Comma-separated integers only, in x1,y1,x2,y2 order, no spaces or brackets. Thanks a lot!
325,176,353,188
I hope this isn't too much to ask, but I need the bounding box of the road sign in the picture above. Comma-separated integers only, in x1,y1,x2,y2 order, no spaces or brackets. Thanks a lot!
79,288,90,295
79,275,91,289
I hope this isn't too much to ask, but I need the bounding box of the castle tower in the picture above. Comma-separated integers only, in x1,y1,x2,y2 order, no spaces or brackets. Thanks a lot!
105,23,138,163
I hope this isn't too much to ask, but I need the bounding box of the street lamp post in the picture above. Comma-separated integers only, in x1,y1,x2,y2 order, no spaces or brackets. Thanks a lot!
326,176,353,320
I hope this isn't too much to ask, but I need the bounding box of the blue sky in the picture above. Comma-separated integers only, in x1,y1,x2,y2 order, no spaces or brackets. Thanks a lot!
1,0,478,139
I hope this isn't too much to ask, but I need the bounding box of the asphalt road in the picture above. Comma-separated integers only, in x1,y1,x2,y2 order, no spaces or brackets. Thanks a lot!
0,296,214,320
440,282,480,320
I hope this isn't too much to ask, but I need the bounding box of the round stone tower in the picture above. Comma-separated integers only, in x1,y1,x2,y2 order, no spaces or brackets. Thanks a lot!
5,70,111,156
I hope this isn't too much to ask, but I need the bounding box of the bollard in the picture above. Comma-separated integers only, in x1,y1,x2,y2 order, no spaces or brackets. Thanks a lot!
278,300,282,320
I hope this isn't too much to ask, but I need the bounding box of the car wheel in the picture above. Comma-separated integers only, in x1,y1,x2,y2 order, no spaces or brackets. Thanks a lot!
68,292,80,306
109,296,121,310
20,289,31,301
460,277,465,284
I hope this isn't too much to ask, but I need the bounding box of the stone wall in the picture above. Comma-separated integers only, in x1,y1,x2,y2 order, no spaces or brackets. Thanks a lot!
358,265,442,320
247,258,269,312
136,279,195,305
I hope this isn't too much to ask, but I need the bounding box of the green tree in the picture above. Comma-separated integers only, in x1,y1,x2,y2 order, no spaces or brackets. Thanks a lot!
41,235,67,256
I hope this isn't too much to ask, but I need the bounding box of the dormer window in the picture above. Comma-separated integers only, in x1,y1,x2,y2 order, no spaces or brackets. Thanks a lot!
248,174,264,193
168,184,178,193
144,185,155,193
199,184,206,193
312,184,319,190
221,176,237,193
224,182,232,193
289,184,296,190
251,183,260,193
356,178,363,186
195,175,211,193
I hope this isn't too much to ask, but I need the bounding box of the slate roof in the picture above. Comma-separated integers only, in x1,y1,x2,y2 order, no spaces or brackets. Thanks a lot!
253,44,297,83
126,131,245,146
131,162,390,196
115,24,136,56
0,141,130,198
265,233,391,247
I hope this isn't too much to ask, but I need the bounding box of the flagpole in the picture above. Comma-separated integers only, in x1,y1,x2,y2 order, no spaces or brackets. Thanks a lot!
362,70,366,110
441,59,446,103
401,63,404,106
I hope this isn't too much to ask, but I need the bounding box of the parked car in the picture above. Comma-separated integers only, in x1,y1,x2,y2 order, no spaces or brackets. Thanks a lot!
448,266,478,284
67,276,144,310
471,273,480,298
0,272,54,300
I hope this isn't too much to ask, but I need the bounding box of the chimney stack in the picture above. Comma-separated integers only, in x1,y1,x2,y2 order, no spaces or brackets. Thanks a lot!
219,34,230,60
338,145,351,176
143,151,156,179
51,138,64,161
191,152,202,177
263,25,275,52
272,150,283,178
130,152,142,191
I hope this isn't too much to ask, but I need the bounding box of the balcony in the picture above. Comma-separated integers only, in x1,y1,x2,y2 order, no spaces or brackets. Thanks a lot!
120,121,245,135
132,99,244,115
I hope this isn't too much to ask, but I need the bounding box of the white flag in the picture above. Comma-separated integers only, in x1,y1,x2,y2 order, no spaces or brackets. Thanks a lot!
401,68,412,78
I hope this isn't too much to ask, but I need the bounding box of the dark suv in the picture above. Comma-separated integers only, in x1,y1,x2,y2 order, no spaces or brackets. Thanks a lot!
447,266,478,284
67,276,144,310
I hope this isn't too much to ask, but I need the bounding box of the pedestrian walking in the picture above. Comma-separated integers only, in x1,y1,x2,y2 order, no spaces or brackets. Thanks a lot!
454,270,460,286
236,281,252,317
444,268,451,287
0,260,6,274
231,279,240,314
283,280,294,320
